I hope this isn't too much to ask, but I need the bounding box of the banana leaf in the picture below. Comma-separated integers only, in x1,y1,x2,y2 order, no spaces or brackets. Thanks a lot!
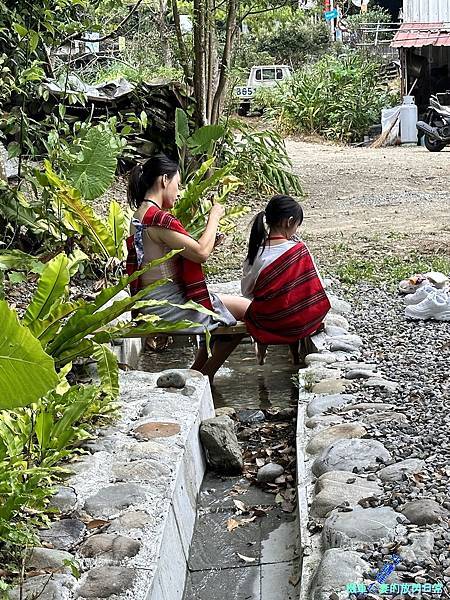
45,163,116,259
93,343,119,399
0,301,58,409
22,253,70,329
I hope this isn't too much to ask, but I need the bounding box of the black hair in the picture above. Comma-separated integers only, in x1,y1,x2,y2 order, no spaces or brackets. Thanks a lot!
246,194,303,265
127,153,179,209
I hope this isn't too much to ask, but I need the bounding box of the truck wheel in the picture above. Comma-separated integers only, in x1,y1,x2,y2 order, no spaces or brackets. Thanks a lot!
237,105,249,117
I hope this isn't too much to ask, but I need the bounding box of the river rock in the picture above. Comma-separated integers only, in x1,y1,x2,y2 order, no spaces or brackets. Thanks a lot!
215,407,236,418
324,325,349,338
83,484,147,519
363,377,399,391
361,411,408,425
310,548,369,600
39,519,86,551
8,574,76,600
109,510,153,532
26,547,74,573
322,506,408,550
312,439,391,476
305,414,344,429
200,416,243,473
312,471,382,518
328,296,352,315
401,499,449,525
156,370,186,388
237,409,265,424
401,532,435,563
324,313,350,330
49,486,77,514
339,402,395,413
79,533,141,560
112,458,171,483
307,394,355,417
332,334,363,348
304,365,342,383
378,459,425,482
76,566,136,598
257,463,284,483
305,352,337,365
330,340,359,354
312,379,350,395
344,369,379,380
306,422,367,455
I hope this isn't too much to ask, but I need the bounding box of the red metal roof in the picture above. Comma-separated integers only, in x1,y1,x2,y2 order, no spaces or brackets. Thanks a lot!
391,22,450,47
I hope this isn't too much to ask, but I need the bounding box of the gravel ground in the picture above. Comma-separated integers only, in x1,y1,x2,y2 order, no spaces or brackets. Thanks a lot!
336,283,450,596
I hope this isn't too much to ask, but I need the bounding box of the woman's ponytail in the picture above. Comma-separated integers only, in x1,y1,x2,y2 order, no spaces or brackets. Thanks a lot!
127,154,179,209
246,211,267,265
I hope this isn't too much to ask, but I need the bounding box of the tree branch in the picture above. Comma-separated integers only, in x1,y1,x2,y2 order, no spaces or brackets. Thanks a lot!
171,0,193,84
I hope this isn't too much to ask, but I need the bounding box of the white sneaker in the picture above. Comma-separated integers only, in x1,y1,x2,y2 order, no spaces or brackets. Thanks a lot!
405,290,450,321
403,283,435,305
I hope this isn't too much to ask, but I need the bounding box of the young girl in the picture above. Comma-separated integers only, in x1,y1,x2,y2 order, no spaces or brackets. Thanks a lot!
241,195,330,364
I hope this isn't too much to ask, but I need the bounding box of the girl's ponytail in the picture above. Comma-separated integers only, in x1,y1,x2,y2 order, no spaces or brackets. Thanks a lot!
246,211,267,265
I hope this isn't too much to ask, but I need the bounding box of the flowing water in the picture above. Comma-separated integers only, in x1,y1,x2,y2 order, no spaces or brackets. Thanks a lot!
139,337,299,410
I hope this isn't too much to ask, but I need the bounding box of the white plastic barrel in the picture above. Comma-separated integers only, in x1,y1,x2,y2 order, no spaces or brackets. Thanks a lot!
400,96,418,144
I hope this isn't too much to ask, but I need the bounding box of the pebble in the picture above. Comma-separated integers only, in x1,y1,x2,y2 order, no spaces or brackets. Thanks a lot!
257,462,284,483
401,499,449,525
156,370,186,388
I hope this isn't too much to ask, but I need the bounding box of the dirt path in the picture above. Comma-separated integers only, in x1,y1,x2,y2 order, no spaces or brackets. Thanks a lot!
283,140,450,279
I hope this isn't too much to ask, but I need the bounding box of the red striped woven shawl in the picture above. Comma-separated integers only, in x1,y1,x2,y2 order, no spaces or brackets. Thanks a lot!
244,242,330,344
126,205,213,310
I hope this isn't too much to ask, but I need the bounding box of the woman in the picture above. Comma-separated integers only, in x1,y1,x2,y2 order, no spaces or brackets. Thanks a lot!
126,153,250,378
241,195,330,365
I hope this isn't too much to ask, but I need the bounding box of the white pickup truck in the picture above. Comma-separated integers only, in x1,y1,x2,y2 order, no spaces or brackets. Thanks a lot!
234,64,292,116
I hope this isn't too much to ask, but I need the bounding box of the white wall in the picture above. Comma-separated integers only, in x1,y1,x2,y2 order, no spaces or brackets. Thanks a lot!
404,0,450,22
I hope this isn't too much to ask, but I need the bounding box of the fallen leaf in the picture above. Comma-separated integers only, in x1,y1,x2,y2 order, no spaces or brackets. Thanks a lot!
233,499,247,512
275,493,284,504
227,518,240,532
281,500,295,513
289,573,301,586
236,553,257,563
86,519,110,530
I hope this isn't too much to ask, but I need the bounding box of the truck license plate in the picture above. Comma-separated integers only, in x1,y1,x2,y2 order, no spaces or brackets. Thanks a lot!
234,86,255,98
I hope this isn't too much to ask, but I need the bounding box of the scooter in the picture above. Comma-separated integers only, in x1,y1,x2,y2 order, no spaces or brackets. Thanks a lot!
416,93,450,152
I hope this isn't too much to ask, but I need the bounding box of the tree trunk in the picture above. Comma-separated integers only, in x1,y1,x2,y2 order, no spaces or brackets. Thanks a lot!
211,0,237,124
193,0,208,125
205,0,218,123
171,0,192,83
158,0,172,67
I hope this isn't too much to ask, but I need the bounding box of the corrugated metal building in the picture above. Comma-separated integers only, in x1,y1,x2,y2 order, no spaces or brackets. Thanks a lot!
391,0,450,112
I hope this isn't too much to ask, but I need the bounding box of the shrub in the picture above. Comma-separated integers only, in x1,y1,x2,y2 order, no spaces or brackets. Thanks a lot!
259,51,395,142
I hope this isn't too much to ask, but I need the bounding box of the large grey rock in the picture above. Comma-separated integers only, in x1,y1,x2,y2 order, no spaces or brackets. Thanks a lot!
401,499,449,525
8,574,76,600
76,566,136,598
79,533,141,560
257,463,284,483
401,532,435,563
312,438,391,476
330,340,359,354
49,487,77,514
307,394,354,417
305,352,337,365
39,519,86,550
305,414,344,430
200,416,243,474
310,549,369,600
109,510,152,532
378,459,425,482
26,548,74,573
331,334,363,348
345,369,379,380
306,422,367,455
322,506,408,550
324,313,350,330
324,325,349,338
363,377,399,392
312,471,382,518
156,370,186,388
112,458,171,482
329,296,352,315
83,484,147,519
312,379,350,395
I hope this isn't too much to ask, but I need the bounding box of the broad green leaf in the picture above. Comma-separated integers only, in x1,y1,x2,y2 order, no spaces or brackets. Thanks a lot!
7,142,21,159
93,343,119,398
13,23,28,38
0,250,42,273
49,386,97,451
55,362,72,395
187,125,225,156
29,30,39,52
35,411,53,454
107,200,126,259
92,318,202,343
65,128,117,200
34,300,83,346
175,108,190,148
45,164,116,259
23,253,70,329
0,301,58,409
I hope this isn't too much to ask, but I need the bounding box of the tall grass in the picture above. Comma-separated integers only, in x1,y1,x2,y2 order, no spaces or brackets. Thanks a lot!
258,52,397,142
